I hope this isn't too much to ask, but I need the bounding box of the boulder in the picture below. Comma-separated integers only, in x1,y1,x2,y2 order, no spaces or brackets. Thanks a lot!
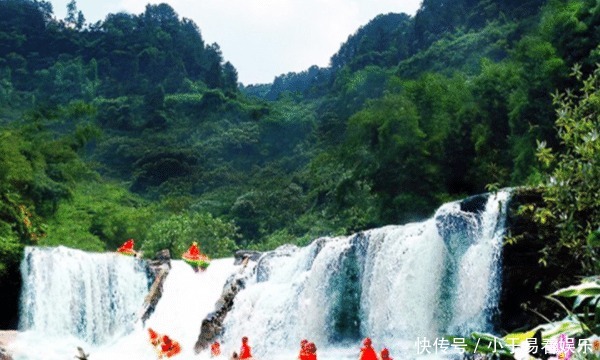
0,330,17,360
194,261,253,353
75,347,89,360
139,264,170,323
147,249,171,274
139,250,172,323
459,193,489,214
233,250,262,265
0,347,12,360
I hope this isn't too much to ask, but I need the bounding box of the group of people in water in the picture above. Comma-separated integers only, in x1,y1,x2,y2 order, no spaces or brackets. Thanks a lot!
210,336,392,360
358,337,393,360
148,328,182,358
146,330,392,360
298,339,318,360
211,336,253,359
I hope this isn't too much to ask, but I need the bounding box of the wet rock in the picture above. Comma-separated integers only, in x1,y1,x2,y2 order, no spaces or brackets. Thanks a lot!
234,250,262,265
147,249,171,273
139,250,172,323
194,262,253,353
75,346,90,360
0,330,16,360
0,347,13,360
459,193,489,214
139,264,170,324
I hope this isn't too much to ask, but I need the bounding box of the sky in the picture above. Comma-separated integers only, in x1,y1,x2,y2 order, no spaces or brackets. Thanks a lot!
48,0,422,85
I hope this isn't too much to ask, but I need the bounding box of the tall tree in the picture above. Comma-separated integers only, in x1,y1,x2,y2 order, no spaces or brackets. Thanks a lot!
65,0,85,29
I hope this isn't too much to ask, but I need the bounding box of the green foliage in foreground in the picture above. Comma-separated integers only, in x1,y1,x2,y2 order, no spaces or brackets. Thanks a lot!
533,65,600,273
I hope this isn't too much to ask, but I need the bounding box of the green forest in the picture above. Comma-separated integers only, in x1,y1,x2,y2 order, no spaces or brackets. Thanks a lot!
2,0,600,329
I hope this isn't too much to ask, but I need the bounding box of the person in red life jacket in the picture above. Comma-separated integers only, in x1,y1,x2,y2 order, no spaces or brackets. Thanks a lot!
182,242,210,272
380,348,393,360
159,335,181,358
305,342,317,360
358,338,378,360
189,241,200,257
148,327,161,347
117,239,137,256
211,341,221,357
298,339,309,360
239,336,252,359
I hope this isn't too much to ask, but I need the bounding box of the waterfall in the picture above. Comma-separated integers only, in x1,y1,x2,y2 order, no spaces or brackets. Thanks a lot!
10,191,510,360
12,253,237,360
221,190,510,359
139,259,237,357
18,246,149,344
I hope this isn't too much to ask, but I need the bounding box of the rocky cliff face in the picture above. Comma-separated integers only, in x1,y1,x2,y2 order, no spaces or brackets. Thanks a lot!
0,269,20,330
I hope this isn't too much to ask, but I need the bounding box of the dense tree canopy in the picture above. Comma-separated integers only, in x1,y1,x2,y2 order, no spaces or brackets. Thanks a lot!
2,0,600,328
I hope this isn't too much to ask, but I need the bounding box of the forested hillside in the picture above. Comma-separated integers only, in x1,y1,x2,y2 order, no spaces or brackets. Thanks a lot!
245,0,600,225
2,0,600,327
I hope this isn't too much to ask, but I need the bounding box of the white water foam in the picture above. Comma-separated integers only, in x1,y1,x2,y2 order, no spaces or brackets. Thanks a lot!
220,191,510,359
11,191,510,360
19,246,148,344
11,251,238,360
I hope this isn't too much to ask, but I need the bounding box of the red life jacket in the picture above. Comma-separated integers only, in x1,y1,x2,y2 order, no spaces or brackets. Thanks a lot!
381,348,393,360
164,342,181,358
239,344,252,359
359,346,378,360
161,341,172,352
159,336,181,358
148,328,160,346
117,239,136,254
120,239,134,250
188,243,200,257
211,343,221,356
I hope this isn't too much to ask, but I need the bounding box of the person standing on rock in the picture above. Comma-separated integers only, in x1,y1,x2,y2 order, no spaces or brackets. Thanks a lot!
239,336,253,359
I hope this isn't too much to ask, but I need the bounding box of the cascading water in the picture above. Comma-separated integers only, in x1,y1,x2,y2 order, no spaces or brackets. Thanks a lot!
9,190,510,360
221,190,510,359
19,246,150,344
11,247,238,360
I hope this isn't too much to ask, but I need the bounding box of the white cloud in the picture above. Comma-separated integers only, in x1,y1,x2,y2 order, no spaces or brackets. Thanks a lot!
49,0,422,84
